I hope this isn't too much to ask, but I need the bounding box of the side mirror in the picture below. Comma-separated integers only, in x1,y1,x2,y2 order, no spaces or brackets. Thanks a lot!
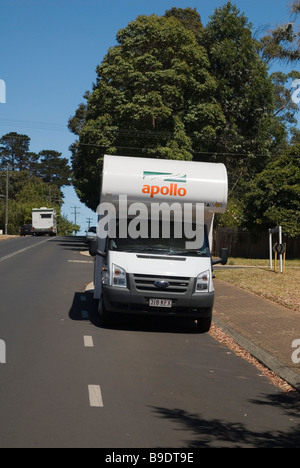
212,247,229,266
88,238,105,257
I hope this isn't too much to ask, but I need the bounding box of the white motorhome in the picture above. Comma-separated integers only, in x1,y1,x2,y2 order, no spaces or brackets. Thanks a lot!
32,207,57,236
89,155,228,332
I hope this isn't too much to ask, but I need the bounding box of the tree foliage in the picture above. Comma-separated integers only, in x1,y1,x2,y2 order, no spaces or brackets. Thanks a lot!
70,4,282,211
243,144,300,237
0,132,72,187
164,7,203,42
36,150,71,186
259,0,300,65
201,2,279,180
0,132,32,171
272,71,300,125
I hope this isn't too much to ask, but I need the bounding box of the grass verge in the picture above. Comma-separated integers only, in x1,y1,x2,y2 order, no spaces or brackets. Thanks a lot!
215,259,300,313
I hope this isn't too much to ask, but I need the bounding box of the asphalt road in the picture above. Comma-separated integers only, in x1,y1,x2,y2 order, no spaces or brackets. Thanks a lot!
0,236,299,448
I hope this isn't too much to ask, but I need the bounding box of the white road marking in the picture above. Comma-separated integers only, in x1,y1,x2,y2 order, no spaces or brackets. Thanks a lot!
68,260,93,264
0,339,6,364
0,239,49,263
84,335,94,347
88,385,103,407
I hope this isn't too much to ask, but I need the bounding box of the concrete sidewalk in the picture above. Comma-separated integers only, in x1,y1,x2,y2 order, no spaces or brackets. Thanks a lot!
213,279,300,391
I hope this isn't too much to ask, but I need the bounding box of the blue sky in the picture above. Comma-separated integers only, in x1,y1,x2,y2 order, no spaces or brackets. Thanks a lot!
0,0,298,234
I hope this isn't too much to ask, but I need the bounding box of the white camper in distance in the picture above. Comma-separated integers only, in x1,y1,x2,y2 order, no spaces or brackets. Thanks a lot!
89,155,228,332
32,207,57,236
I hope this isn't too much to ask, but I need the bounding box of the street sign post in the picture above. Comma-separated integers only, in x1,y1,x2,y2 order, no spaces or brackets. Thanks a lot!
269,226,284,273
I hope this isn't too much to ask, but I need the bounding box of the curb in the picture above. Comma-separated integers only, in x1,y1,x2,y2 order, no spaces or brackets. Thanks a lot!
85,282,94,292
213,316,300,392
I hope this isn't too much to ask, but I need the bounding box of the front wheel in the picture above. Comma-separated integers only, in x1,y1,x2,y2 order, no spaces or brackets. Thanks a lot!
196,316,212,333
98,299,112,327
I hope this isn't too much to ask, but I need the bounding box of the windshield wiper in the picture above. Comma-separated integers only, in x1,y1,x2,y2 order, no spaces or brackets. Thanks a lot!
140,247,169,253
168,249,206,256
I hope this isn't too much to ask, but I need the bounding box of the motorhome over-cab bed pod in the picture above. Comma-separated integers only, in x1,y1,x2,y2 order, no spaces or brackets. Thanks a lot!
100,155,227,212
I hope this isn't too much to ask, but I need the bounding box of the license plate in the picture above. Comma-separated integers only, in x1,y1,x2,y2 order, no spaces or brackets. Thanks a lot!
149,299,172,308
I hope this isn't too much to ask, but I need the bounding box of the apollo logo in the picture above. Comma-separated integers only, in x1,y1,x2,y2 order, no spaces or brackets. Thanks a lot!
0,79,6,104
142,171,187,198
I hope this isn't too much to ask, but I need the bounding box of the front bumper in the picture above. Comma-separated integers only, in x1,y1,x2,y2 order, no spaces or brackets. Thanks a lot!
102,273,214,318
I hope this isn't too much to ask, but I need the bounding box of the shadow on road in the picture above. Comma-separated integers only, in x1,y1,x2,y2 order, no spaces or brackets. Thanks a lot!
68,292,100,327
51,235,89,252
68,291,201,334
150,401,300,448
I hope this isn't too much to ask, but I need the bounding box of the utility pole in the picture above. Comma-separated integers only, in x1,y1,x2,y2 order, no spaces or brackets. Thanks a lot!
86,217,93,230
71,205,80,235
0,164,10,235
5,164,8,235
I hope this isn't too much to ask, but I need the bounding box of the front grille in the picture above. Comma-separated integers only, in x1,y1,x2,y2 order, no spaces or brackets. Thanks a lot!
133,274,190,293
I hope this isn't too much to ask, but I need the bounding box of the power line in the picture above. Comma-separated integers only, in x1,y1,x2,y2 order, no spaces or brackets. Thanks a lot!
71,141,300,158
0,119,297,144
1,122,299,158
0,118,68,133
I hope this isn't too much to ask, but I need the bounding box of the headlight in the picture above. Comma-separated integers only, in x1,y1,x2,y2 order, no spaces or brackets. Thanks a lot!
196,270,210,292
112,264,127,288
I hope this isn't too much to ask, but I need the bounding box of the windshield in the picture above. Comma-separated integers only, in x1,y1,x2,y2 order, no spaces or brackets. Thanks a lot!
107,220,210,257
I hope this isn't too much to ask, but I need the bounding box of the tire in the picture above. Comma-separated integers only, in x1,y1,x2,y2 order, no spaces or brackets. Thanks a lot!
196,315,212,333
98,299,111,327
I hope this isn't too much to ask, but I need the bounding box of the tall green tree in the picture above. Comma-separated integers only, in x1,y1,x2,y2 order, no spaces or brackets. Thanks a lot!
69,14,225,210
0,132,36,171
